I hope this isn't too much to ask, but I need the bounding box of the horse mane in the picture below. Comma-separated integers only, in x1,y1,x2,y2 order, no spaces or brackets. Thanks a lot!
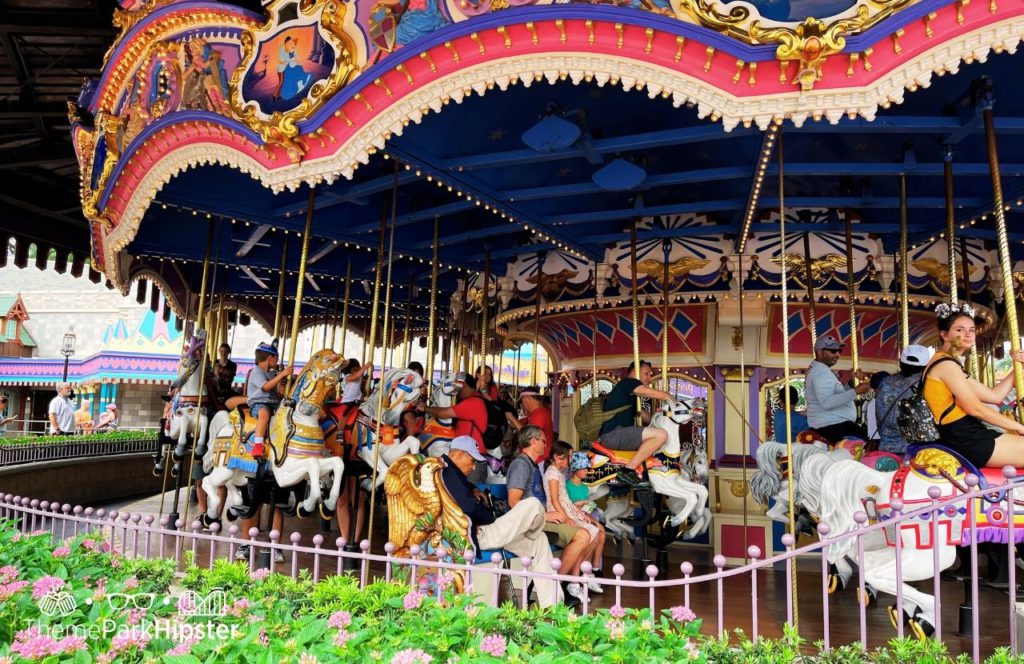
799,448,853,517
750,441,786,505
819,459,885,564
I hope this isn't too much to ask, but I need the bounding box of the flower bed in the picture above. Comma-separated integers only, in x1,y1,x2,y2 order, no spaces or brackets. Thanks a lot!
0,431,158,447
0,519,1020,663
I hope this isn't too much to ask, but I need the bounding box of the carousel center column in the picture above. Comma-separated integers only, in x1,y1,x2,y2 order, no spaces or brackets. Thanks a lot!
710,287,772,565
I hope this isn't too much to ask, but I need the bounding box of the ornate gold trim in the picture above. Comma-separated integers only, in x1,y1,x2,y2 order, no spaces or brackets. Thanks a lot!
228,0,365,160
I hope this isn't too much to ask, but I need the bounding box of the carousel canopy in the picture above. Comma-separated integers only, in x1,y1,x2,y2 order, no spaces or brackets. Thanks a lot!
6,0,1024,342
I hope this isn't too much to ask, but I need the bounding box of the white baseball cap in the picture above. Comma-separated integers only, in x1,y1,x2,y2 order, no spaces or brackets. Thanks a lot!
900,344,933,367
449,435,485,461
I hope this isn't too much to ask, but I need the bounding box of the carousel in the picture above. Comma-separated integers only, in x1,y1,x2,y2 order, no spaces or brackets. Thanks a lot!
58,0,1024,656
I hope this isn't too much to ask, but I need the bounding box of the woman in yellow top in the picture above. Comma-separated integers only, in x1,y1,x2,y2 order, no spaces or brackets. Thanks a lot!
924,303,1024,468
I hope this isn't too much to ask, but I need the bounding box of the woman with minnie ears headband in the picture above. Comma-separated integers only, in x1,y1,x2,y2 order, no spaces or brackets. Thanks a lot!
922,302,1024,468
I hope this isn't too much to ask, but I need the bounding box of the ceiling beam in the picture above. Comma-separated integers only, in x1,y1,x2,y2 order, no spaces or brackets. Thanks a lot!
553,197,990,225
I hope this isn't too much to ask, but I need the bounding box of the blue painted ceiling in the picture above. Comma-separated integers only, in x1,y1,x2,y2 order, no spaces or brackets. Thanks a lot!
129,47,1024,320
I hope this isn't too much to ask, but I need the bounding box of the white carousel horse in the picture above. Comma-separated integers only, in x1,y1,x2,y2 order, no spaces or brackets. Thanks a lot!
168,330,210,462
586,399,712,540
418,372,510,482
818,445,1024,638
201,349,347,523
418,372,460,459
325,368,425,491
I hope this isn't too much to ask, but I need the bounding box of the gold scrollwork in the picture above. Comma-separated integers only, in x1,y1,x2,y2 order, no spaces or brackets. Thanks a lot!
727,479,749,498
228,0,362,161
671,0,751,39
751,10,868,91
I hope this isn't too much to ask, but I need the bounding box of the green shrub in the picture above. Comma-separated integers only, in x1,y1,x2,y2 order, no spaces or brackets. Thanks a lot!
0,430,158,447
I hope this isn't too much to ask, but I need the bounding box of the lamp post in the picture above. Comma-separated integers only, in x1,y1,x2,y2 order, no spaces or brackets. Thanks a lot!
61,327,76,381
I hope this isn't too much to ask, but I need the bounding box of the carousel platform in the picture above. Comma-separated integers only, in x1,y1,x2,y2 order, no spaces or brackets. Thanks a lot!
95,488,1016,656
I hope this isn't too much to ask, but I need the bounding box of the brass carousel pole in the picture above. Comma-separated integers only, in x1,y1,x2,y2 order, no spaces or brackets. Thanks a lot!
159,289,194,520
945,149,980,378
284,187,317,396
480,252,491,371
366,166,395,369
425,217,440,398
329,280,341,349
368,167,400,545
592,275,599,387
899,175,910,349
844,215,860,381
802,233,818,348
401,274,415,367
960,237,990,384
531,253,544,385
738,249,749,557
778,127,798,628
273,238,289,339
183,220,218,528
339,259,352,354
661,241,671,392
629,222,642,424
984,104,1024,419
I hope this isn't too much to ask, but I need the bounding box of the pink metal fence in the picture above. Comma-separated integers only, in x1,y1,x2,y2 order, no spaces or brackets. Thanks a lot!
2,471,1022,663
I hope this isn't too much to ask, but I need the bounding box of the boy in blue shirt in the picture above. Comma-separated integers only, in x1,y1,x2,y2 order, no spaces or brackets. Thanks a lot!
247,340,291,458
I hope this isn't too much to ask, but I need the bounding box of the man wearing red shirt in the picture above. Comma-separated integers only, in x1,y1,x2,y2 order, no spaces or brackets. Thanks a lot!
506,387,555,462
424,373,488,455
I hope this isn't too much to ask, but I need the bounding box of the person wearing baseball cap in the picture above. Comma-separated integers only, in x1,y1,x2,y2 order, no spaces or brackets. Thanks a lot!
438,434,565,607
870,344,933,454
504,386,555,463
422,372,489,474
804,334,872,443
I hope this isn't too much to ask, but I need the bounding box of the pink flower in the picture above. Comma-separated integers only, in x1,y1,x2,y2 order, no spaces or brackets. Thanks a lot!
0,580,29,601
31,575,65,600
228,598,250,618
176,594,196,613
259,628,269,646
10,627,62,658
328,610,352,629
335,630,354,647
684,640,700,660
251,568,270,581
126,608,147,625
607,619,625,641
390,649,433,664
122,576,139,590
96,653,114,664
479,634,506,657
51,546,70,558
109,628,150,654
670,605,696,623
436,572,454,591
58,635,87,654
609,604,625,619
0,565,19,583
403,590,424,610
167,636,202,656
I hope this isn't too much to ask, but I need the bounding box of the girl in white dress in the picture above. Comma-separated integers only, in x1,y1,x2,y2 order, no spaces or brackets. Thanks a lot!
545,441,605,596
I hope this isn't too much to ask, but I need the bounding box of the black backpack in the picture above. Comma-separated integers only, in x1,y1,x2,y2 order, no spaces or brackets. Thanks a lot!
471,394,510,450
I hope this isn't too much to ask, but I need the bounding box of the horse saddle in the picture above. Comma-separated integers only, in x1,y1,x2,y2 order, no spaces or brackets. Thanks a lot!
323,402,360,460
225,406,261,473
906,443,1024,491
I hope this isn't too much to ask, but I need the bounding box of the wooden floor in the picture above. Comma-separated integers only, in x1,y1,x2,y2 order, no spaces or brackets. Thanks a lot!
91,490,1016,657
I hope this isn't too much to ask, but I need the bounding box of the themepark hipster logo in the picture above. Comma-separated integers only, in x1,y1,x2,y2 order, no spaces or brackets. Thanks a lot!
34,588,241,643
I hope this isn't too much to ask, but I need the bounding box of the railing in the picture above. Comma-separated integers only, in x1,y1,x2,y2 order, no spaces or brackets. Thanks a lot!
1,471,1022,663
0,436,157,466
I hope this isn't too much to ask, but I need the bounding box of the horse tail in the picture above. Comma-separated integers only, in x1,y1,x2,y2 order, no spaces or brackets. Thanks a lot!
819,459,885,563
750,441,784,506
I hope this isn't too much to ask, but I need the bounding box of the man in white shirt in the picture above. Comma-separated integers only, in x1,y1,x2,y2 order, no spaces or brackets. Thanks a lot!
48,382,76,435
804,335,872,443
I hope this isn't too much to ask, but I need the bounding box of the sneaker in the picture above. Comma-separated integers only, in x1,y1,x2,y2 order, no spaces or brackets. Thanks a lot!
561,584,581,607
250,442,266,458
234,545,250,561
566,582,584,600
274,550,285,563
616,467,651,488
587,581,604,594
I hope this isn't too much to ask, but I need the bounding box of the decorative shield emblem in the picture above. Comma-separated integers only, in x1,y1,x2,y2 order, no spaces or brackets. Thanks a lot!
369,4,399,53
